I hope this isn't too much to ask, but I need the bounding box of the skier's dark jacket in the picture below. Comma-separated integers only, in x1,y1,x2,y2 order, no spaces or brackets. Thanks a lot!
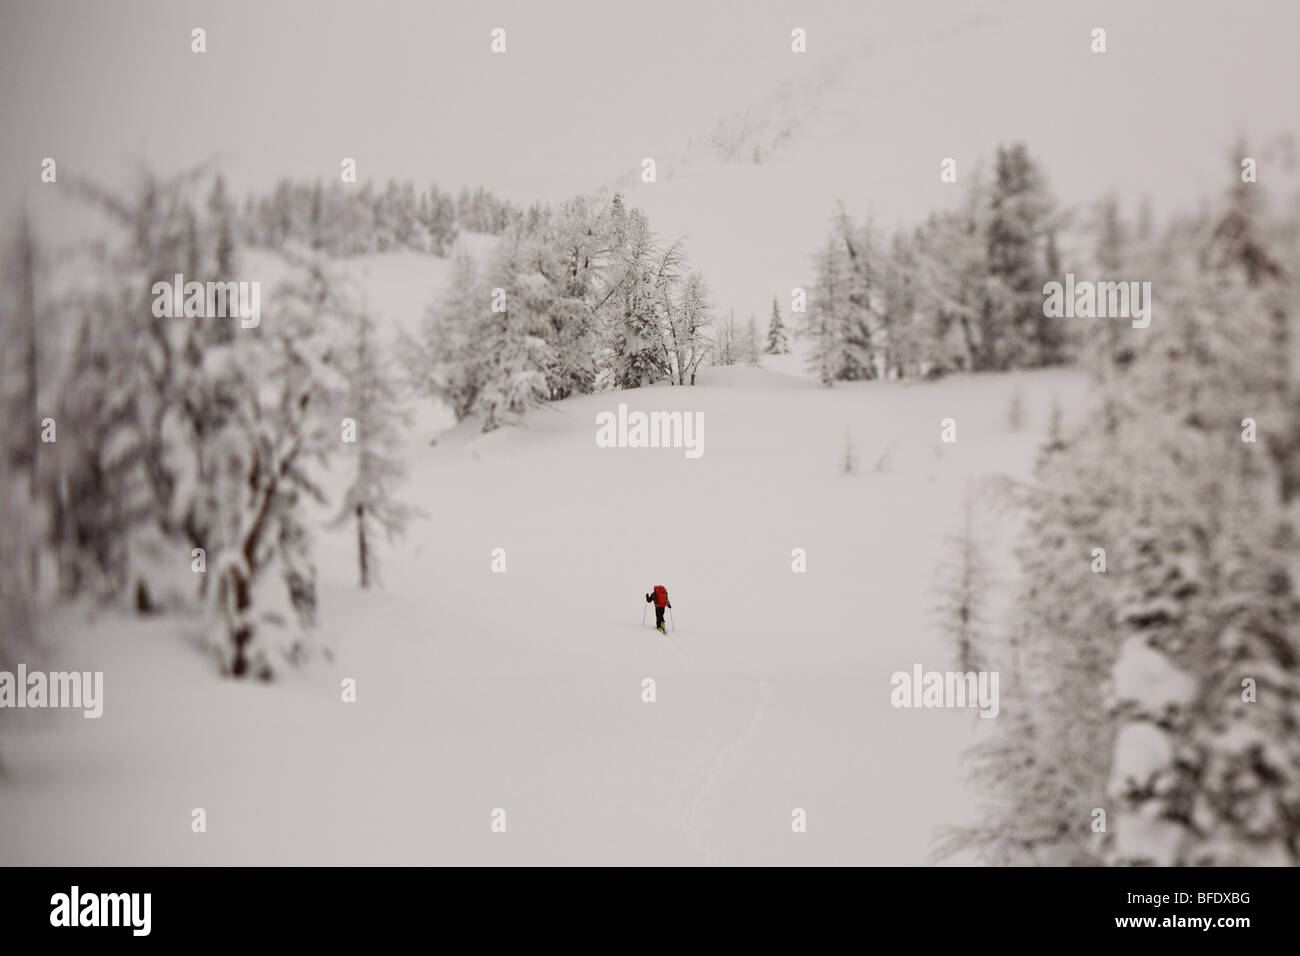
646,586,671,609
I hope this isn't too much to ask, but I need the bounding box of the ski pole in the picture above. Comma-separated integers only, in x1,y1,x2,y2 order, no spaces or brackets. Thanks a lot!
642,602,647,626
669,608,676,632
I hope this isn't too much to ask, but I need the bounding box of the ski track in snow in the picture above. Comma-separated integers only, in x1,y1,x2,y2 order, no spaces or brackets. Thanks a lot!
681,677,773,866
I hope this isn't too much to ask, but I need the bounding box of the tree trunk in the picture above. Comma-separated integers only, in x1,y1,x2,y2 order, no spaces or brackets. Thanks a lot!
957,313,977,371
357,503,369,589
228,568,253,677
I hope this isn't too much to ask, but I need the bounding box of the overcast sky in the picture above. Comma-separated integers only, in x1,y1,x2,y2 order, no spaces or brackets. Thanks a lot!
3,0,1298,232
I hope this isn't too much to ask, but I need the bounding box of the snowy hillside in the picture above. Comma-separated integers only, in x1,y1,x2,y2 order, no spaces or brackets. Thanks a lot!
619,4,1300,328
0,237,1090,863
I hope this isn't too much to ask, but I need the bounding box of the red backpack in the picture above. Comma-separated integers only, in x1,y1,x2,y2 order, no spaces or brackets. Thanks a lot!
653,585,668,608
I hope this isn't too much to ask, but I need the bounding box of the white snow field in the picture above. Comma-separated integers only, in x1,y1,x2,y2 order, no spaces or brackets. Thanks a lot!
0,256,1089,865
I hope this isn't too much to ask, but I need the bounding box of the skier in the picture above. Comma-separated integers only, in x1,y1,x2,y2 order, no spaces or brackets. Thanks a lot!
645,585,671,634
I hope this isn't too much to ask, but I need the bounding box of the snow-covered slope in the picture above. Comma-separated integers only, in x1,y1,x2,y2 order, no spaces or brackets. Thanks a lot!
0,256,1091,862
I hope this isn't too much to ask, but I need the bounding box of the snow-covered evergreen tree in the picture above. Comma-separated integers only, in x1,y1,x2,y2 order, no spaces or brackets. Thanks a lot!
469,234,551,431
332,307,414,589
803,236,848,385
413,228,553,432
982,143,1058,368
741,314,761,366
936,495,990,673
765,296,789,354
879,230,920,378
713,310,740,367
531,196,607,399
912,188,990,375
411,249,486,421
208,175,236,277
607,199,671,389
53,172,212,607
666,271,713,384
832,210,878,379
206,257,347,676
